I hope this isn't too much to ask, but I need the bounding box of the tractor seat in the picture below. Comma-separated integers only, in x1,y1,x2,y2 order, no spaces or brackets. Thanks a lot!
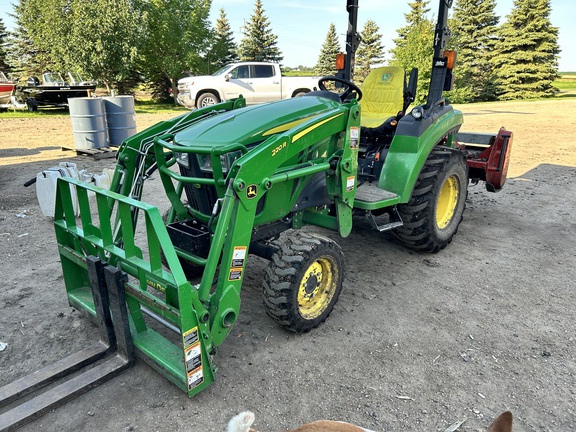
360,66,406,128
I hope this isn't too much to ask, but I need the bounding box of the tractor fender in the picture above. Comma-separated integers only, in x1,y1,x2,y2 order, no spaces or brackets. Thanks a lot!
378,105,463,203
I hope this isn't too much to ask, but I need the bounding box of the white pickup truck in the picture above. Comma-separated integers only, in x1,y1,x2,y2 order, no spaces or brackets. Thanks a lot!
176,62,319,109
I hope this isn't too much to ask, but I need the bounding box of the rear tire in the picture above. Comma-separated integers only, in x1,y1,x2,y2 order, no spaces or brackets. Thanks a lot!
196,92,220,108
263,233,344,332
393,147,468,253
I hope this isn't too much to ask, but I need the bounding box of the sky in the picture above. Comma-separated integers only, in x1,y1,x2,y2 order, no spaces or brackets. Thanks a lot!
0,0,574,72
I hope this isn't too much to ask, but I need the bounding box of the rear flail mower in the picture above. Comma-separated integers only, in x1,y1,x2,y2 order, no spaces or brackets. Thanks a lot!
0,0,512,427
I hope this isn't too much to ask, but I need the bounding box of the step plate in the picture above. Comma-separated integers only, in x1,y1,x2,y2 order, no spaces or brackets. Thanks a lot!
355,182,397,203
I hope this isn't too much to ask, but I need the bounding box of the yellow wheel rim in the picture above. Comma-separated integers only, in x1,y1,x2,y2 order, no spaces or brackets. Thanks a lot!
297,256,337,320
436,175,459,229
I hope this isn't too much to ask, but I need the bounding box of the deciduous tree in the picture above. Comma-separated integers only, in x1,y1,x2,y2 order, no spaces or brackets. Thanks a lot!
140,0,212,103
389,1,434,104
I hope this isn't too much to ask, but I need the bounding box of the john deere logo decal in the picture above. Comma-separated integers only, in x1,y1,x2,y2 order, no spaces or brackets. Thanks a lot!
381,73,391,82
246,184,258,199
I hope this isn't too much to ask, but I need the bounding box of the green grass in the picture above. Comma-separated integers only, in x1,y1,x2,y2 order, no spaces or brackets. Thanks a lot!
0,98,187,118
555,72,576,93
133,99,188,115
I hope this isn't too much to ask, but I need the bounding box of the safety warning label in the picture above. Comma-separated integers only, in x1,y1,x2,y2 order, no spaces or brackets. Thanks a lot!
187,367,204,390
183,327,204,390
349,126,359,148
346,176,355,192
183,327,199,348
228,268,243,281
231,246,247,267
185,343,202,372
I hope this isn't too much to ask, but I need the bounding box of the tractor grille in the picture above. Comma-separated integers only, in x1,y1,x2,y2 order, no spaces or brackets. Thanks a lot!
178,164,218,215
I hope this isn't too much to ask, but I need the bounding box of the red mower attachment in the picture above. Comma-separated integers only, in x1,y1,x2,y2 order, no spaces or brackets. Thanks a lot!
457,128,514,192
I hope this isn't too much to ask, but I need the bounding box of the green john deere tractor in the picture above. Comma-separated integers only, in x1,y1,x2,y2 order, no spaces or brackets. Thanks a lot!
52,0,512,398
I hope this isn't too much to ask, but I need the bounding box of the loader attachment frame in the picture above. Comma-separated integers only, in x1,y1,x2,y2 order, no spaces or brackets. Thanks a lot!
50,94,362,398
53,178,217,396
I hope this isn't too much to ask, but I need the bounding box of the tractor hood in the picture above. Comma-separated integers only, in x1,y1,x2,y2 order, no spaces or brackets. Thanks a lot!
173,96,341,149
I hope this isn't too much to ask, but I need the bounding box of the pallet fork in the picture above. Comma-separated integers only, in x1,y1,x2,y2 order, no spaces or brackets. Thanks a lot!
0,257,134,431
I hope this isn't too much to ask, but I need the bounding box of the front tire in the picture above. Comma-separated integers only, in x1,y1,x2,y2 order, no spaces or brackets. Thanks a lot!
393,147,468,253
263,233,345,332
196,92,220,108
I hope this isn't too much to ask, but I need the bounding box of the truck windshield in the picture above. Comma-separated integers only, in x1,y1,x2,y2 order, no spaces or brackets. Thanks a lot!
212,65,232,76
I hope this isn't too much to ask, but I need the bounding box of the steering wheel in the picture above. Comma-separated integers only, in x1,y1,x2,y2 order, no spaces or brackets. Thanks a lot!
318,76,363,102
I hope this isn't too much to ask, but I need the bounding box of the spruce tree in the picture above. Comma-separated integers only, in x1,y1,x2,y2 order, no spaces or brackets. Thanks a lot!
389,1,434,104
493,0,560,100
448,0,500,103
5,0,50,79
206,9,238,72
354,20,385,84
0,19,10,72
315,23,340,77
393,0,431,51
238,0,283,63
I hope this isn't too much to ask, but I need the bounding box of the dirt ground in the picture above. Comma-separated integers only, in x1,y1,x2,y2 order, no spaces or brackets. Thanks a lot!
1,99,575,431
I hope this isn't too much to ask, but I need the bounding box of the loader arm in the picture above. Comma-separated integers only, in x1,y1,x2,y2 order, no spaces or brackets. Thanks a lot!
53,96,361,397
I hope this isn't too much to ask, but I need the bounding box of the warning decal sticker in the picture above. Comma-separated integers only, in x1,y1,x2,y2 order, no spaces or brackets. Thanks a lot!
187,367,204,390
183,327,199,348
183,327,204,390
349,126,359,148
231,246,247,268
346,176,355,192
228,268,243,281
185,343,202,372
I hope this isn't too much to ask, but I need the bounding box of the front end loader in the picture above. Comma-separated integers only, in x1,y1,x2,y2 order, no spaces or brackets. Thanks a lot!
0,0,513,426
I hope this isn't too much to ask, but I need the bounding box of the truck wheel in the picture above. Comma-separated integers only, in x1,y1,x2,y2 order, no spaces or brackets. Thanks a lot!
196,92,220,108
393,147,468,253
263,233,344,333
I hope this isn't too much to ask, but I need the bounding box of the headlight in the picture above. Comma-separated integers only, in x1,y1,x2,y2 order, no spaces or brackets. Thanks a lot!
197,150,242,174
175,152,190,168
411,106,423,119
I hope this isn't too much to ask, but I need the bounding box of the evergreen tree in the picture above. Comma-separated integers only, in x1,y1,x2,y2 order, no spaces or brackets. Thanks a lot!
447,0,500,103
0,18,10,72
493,0,560,100
238,0,283,62
393,0,431,51
5,0,50,79
389,1,434,104
315,23,340,77
206,8,238,72
354,20,385,84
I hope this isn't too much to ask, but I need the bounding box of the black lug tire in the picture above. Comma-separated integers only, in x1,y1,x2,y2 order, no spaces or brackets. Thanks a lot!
393,147,468,253
263,233,345,333
196,92,220,108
